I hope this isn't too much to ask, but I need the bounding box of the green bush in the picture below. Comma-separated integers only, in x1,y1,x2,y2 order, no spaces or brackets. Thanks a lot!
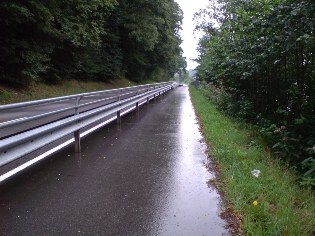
197,82,315,187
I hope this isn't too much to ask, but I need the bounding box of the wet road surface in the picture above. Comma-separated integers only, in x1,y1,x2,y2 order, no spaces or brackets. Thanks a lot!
0,86,228,235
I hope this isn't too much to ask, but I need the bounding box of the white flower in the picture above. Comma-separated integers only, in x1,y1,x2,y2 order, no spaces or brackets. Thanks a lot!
251,169,261,178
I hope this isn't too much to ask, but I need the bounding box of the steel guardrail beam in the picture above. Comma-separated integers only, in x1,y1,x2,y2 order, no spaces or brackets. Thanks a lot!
0,83,176,167
0,82,169,111
0,82,173,139
0,88,149,129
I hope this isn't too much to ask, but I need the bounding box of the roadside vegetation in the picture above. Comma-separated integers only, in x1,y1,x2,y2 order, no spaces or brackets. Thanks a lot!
0,0,185,87
190,86,315,235
0,79,138,104
194,0,315,187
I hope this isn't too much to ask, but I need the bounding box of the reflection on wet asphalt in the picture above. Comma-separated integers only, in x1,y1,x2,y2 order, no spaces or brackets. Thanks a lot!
0,87,228,235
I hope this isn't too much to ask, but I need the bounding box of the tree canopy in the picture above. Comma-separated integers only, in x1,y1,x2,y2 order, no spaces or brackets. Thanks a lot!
195,0,315,186
0,0,184,86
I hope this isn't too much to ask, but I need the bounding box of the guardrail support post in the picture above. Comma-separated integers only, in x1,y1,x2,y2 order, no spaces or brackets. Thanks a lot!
118,89,122,102
147,97,149,104
136,102,139,112
117,110,121,125
74,97,82,153
74,130,81,153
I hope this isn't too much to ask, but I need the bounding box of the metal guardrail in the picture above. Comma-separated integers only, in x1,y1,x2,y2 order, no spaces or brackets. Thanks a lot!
0,82,172,139
0,82,177,168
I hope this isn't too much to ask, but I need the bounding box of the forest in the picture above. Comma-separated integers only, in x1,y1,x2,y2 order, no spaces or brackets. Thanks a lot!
0,0,185,86
195,0,315,186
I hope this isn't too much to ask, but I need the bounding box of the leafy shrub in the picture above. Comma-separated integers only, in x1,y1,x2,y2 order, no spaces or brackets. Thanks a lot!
197,81,315,188
194,0,315,187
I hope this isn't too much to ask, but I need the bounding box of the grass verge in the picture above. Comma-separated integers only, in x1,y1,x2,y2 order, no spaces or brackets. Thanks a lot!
0,78,137,104
190,86,315,235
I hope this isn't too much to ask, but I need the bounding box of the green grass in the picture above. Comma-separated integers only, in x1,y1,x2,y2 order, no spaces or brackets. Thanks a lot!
190,86,315,235
0,90,12,101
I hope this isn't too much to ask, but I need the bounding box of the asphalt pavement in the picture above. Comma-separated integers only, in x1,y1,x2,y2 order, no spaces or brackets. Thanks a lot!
0,86,228,236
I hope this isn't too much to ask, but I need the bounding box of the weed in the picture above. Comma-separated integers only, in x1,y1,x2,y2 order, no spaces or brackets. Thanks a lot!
63,81,72,89
0,90,12,100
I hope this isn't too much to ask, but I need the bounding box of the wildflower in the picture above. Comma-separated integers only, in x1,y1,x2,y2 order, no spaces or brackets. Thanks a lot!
253,201,258,206
280,125,286,130
251,169,261,178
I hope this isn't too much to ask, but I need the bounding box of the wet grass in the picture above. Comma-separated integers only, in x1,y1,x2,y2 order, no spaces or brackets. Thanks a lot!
190,86,315,236
0,78,137,104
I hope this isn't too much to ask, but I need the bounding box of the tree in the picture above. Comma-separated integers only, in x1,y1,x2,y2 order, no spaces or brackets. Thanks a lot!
0,0,184,85
0,0,118,85
195,0,315,185
116,0,183,82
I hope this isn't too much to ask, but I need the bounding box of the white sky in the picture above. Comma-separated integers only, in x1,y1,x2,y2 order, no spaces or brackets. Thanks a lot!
175,0,209,70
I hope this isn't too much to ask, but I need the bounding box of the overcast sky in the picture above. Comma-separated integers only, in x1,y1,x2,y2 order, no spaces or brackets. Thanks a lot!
175,0,209,70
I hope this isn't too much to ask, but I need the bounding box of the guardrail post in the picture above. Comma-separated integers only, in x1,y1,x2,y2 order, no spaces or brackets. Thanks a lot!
74,97,82,153
118,89,122,102
136,102,139,112
146,86,150,104
117,89,122,125
74,131,81,153
154,86,157,100
117,110,121,125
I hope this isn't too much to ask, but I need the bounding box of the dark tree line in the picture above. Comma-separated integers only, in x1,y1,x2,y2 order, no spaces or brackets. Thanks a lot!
195,0,315,186
0,0,185,86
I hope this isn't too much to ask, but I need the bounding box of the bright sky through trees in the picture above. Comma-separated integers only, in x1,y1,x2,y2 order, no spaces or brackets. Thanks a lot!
175,0,209,70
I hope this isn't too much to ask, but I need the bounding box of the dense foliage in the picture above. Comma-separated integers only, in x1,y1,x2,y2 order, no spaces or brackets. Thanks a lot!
0,0,184,86
195,0,315,186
